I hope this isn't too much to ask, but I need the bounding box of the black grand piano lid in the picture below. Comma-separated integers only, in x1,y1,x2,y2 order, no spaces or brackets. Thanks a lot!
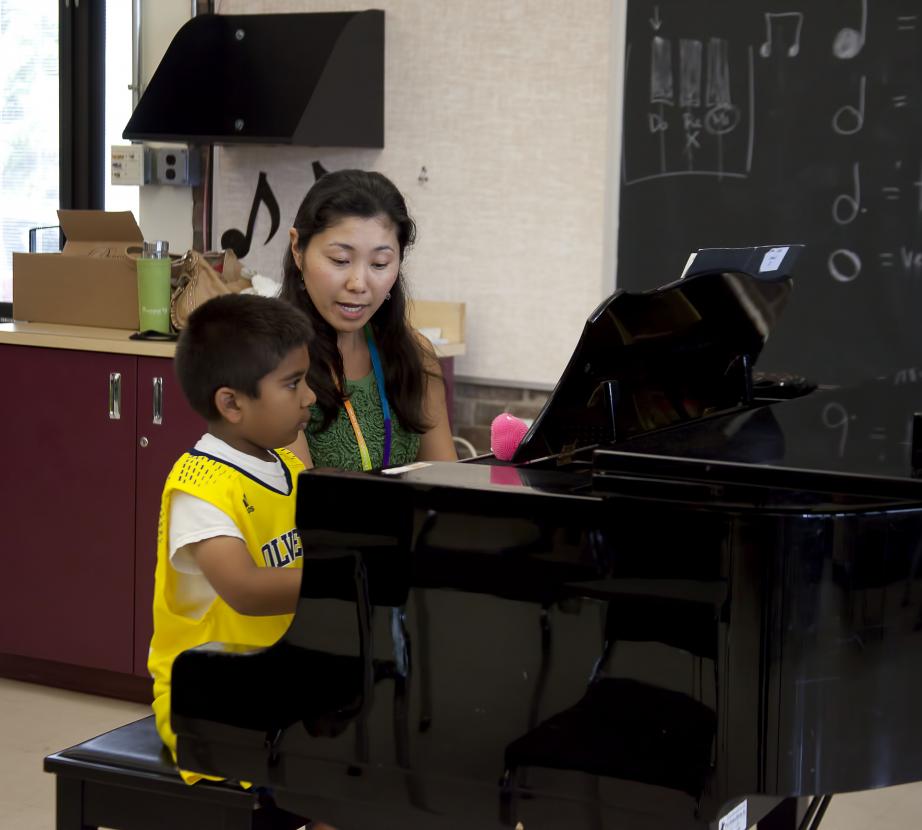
513,244,802,463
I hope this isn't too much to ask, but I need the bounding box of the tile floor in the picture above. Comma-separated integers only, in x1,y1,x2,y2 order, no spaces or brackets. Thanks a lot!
2,676,920,829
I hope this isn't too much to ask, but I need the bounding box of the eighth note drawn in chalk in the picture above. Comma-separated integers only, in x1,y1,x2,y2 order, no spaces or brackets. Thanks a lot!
833,0,867,59
759,11,803,58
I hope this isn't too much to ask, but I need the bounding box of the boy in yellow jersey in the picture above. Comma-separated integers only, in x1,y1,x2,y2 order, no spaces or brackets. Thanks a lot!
148,293,317,790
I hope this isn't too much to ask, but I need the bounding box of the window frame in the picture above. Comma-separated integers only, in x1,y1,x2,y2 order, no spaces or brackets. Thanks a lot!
59,0,106,211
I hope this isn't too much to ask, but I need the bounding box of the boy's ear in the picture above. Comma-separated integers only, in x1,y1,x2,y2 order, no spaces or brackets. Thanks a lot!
214,386,245,423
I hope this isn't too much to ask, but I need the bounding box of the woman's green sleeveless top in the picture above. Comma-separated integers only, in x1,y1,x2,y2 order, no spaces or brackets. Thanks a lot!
306,372,421,471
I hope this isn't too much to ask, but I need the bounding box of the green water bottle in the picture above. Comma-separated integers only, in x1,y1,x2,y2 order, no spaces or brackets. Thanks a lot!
137,239,171,333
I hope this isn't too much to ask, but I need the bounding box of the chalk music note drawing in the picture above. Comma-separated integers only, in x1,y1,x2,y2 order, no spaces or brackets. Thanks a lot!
759,11,803,58
833,0,867,59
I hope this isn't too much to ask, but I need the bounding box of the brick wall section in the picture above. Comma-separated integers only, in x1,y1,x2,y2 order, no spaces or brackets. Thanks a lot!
452,382,550,457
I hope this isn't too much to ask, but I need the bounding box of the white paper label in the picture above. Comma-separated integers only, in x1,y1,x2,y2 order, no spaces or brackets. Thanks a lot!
718,800,748,830
759,247,789,272
680,251,699,278
381,462,431,476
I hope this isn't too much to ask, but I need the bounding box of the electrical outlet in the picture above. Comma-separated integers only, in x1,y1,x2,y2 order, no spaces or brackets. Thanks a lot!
153,147,201,186
110,145,148,186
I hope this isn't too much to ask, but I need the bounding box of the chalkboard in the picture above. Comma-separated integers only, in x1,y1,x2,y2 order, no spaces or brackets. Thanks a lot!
617,0,922,386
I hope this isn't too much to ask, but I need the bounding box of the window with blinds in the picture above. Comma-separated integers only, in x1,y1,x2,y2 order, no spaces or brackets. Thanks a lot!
0,0,138,314
0,1,59,305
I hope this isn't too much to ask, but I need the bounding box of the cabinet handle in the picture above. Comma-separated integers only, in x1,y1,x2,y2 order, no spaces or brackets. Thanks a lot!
152,376,163,425
108,372,122,420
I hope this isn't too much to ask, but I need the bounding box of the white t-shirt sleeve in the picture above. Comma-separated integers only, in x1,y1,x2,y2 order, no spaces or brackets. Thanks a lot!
168,490,245,574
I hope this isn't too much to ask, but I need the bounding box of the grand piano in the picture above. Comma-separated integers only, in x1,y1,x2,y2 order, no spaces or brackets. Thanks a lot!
171,248,922,829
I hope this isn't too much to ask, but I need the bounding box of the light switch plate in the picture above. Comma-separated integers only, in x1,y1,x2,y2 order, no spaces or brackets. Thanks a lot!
110,145,146,186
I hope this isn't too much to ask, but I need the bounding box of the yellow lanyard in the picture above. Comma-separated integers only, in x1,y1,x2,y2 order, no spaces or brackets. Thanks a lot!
342,398,373,471
339,325,391,472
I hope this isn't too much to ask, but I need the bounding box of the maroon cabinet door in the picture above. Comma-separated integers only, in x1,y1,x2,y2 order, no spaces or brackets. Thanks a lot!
0,345,137,672
133,356,205,676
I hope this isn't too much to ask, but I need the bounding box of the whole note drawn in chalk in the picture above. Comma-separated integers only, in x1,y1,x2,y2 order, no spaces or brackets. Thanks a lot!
759,11,803,58
221,171,281,259
833,0,867,59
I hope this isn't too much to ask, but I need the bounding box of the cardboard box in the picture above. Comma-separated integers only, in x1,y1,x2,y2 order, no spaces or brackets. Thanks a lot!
13,210,144,330
408,300,466,343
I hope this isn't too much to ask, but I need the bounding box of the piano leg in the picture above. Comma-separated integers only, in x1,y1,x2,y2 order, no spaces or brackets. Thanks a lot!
756,795,832,830
413,588,433,732
799,796,832,829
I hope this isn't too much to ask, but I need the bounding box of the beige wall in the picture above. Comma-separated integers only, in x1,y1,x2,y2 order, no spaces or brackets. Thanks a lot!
137,0,193,253
141,0,627,387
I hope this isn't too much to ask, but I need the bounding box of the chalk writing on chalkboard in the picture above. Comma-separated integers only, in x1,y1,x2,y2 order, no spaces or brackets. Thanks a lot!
622,33,754,185
618,1,922,385
819,395,917,466
759,12,802,59
832,0,866,60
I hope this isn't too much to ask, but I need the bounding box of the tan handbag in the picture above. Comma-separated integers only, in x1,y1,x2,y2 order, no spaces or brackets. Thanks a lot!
169,250,246,330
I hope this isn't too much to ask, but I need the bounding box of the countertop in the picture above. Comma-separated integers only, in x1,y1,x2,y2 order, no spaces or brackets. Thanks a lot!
0,320,466,359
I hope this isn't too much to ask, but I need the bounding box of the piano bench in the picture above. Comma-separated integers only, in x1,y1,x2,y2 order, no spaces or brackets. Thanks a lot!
43,715,304,830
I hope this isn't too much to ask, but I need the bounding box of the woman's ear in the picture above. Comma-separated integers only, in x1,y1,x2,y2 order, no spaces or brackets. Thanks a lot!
289,228,302,271
214,386,244,424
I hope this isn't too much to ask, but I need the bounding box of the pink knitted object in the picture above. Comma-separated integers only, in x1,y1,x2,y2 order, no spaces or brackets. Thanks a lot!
490,413,529,461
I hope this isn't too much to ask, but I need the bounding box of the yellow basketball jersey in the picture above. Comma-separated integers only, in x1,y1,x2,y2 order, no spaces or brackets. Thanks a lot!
148,447,304,783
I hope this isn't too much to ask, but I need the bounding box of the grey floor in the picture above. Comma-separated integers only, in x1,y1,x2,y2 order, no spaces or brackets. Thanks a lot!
3,676,920,829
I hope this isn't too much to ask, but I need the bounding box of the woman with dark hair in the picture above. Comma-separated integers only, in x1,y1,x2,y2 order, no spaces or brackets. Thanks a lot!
281,169,456,470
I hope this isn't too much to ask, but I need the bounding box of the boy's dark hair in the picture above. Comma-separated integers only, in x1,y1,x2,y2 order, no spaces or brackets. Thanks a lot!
175,293,314,421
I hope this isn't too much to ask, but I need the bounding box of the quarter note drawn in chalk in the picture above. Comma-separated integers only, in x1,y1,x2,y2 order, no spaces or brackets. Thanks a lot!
220,171,281,259
759,11,803,58
833,0,867,59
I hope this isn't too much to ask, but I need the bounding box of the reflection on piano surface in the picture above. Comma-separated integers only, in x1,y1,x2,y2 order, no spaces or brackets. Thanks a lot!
171,261,922,829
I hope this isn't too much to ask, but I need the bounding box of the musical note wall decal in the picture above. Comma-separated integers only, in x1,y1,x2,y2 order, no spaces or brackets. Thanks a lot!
759,11,803,58
833,0,867,59
220,171,281,259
